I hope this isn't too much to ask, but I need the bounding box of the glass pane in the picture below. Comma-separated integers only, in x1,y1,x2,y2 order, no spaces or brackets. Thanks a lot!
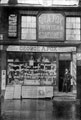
70,17,76,23
21,33,27,40
76,35,80,40
22,29,28,33
21,16,36,40
27,16,32,22
76,23,80,29
66,17,80,41
66,17,71,23
76,18,80,23
75,29,80,35
22,16,27,22
31,16,36,23
21,22,27,27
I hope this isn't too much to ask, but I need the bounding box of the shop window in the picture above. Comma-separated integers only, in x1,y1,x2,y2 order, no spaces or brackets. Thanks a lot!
21,16,36,40
66,17,80,41
7,52,57,85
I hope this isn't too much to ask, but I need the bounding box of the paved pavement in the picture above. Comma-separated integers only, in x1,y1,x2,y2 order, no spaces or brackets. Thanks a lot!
1,99,81,120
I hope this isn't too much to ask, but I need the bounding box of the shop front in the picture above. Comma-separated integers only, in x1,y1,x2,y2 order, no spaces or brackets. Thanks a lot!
4,45,77,99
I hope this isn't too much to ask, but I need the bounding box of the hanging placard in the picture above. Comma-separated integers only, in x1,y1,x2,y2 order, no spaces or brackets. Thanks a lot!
8,14,17,37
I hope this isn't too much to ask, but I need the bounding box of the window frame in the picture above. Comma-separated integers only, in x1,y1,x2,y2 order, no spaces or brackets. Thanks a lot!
66,16,81,41
21,15,37,41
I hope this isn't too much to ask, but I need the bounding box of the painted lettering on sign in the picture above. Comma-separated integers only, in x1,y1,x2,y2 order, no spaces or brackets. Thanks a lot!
7,46,76,52
38,13,64,40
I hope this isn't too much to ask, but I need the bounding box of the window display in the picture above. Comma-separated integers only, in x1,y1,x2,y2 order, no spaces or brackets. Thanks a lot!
7,52,57,85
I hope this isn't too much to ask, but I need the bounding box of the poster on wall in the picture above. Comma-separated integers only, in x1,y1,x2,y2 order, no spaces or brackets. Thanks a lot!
1,70,6,90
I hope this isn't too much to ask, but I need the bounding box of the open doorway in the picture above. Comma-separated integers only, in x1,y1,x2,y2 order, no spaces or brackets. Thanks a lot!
59,60,71,92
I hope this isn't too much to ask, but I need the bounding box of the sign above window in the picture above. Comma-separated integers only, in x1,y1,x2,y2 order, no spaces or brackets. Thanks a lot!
8,14,17,38
7,46,76,52
1,0,79,6
38,13,65,41
40,0,79,6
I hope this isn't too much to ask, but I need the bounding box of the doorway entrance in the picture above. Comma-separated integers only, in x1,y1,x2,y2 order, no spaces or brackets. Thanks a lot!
59,60,71,92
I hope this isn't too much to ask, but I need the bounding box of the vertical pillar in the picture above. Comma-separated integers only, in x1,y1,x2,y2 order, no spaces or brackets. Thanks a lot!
72,52,77,93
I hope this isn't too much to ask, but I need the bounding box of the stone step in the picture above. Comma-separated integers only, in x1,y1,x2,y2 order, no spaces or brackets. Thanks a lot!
53,97,76,101
53,92,76,101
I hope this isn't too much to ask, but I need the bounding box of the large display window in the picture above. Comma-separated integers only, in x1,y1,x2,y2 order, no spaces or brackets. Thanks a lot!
7,52,57,86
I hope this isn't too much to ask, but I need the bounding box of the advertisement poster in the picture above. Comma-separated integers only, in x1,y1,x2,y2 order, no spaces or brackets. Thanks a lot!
1,70,6,90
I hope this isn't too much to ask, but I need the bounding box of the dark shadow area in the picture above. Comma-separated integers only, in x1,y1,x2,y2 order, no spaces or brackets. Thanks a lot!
1,99,81,120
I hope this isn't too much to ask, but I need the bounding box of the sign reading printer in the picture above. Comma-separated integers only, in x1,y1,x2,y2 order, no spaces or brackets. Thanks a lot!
38,13,64,41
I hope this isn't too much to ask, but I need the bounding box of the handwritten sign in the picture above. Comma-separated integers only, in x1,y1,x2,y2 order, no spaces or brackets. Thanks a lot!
38,13,64,40
8,14,17,37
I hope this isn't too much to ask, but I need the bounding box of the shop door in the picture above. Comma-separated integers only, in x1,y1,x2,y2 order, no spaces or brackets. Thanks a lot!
59,60,70,92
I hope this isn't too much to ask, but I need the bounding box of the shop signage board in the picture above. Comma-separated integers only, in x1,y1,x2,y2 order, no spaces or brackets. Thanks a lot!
4,86,14,99
37,86,53,98
45,86,53,97
38,13,64,40
37,87,46,98
8,14,17,37
7,46,76,52
52,0,79,6
1,70,6,90
13,85,21,99
1,0,79,6
22,86,53,98
22,86,37,98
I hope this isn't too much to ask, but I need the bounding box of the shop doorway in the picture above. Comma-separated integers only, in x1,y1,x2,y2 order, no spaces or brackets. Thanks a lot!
59,60,71,92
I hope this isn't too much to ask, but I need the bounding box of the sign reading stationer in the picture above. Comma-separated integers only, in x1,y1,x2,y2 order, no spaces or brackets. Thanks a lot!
8,14,17,37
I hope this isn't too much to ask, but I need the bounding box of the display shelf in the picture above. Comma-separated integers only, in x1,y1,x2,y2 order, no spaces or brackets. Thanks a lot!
7,58,57,86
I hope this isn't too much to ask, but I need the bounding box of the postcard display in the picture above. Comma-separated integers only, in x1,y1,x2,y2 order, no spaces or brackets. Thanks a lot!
6,52,57,99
